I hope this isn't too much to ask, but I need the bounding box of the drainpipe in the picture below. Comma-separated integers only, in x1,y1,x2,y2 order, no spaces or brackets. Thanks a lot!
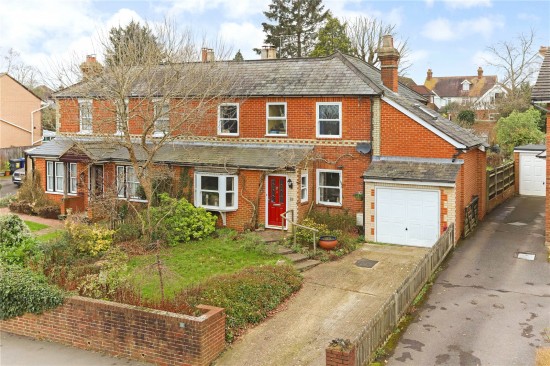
31,102,52,145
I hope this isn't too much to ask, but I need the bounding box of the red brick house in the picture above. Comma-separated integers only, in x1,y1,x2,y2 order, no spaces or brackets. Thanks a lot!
531,46,550,252
27,36,487,246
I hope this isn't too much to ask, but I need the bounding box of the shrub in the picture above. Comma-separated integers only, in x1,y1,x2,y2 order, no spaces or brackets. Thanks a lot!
295,217,331,247
11,171,61,218
0,264,64,320
9,200,34,215
496,107,545,156
150,193,216,246
457,110,475,125
308,210,358,234
0,214,37,265
65,217,115,256
35,205,61,219
77,247,130,299
181,265,302,342
0,194,15,208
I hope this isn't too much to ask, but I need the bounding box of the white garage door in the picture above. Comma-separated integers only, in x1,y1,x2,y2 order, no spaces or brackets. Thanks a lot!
376,188,440,247
519,153,545,196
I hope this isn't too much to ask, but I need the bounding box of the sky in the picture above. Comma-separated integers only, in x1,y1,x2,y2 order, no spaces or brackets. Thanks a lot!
1,0,549,86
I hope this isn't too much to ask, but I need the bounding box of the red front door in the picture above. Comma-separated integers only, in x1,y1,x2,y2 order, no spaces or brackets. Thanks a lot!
267,176,287,227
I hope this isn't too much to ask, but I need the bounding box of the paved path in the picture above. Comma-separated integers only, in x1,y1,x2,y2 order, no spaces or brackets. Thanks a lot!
0,207,65,231
388,196,550,366
215,243,429,366
0,332,151,366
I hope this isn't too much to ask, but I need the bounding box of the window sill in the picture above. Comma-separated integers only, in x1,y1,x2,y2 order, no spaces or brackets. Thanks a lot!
316,135,342,139
114,131,124,136
265,134,288,137
218,133,239,137
202,207,238,213
77,130,92,135
45,191,78,197
316,201,342,207
152,132,166,138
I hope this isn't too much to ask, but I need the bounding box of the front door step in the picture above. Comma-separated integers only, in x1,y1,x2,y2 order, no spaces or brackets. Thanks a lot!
294,259,321,272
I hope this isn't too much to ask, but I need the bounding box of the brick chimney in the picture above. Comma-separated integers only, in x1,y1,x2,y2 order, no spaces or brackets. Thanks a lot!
201,48,214,62
377,35,400,93
477,67,483,79
261,45,277,59
80,54,103,80
427,69,433,81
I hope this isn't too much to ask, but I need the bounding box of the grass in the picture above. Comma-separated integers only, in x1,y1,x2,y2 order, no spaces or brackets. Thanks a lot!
24,220,49,232
127,230,285,300
36,230,65,242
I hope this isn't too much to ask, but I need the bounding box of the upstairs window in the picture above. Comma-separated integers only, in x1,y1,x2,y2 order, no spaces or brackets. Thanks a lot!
317,102,341,138
266,103,287,135
218,104,239,135
79,100,92,133
153,100,170,136
195,174,238,211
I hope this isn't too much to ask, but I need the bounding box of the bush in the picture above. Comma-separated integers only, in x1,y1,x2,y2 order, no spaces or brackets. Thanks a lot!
77,247,130,299
295,217,331,247
457,110,475,125
150,193,216,246
0,194,15,208
0,214,37,265
0,264,64,320
11,171,61,218
181,265,302,342
65,217,115,256
9,200,34,215
308,210,358,234
496,107,545,156
35,205,61,219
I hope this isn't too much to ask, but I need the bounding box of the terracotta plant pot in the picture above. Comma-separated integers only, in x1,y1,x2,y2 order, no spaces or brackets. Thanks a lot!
319,235,338,250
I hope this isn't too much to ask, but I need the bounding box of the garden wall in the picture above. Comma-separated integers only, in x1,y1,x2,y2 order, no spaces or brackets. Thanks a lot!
1,296,225,366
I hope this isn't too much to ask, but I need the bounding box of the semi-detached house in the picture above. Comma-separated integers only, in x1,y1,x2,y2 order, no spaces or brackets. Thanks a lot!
27,36,487,247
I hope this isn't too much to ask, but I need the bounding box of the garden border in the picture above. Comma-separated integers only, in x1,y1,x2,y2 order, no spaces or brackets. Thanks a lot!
1,296,225,366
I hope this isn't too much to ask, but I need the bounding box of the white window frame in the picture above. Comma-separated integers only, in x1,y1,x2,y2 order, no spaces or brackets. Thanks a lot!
116,165,144,201
316,169,342,206
266,102,287,136
300,173,308,203
218,103,239,136
461,80,470,91
78,99,93,133
195,173,238,211
46,161,54,192
54,162,64,193
69,163,77,194
316,102,342,138
153,99,170,137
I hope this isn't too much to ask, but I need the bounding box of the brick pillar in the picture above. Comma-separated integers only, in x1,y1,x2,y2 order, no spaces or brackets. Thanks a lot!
326,340,356,366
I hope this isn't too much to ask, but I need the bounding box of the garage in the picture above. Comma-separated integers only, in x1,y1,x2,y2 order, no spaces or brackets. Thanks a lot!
515,145,546,196
375,187,440,247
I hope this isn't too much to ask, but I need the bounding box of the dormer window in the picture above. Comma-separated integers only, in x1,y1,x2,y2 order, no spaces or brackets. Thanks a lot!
461,80,470,91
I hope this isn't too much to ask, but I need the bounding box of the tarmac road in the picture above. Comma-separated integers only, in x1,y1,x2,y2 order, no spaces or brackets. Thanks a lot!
0,176,17,198
388,196,550,366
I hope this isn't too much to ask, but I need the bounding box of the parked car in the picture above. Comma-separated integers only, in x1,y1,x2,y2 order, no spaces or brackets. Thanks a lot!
12,168,25,187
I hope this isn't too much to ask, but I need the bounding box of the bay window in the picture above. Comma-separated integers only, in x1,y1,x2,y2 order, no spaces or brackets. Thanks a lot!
45,161,77,194
195,174,238,211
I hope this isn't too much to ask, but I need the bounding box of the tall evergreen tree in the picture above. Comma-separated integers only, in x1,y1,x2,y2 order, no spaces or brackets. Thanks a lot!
105,21,164,66
259,0,329,58
233,50,244,61
310,14,353,57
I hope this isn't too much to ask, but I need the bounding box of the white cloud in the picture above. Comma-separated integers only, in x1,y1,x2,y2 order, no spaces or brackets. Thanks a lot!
471,50,497,68
444,0,492,9
159,0,270,19
425,0,435,7
422,16,504,41
219,22,264,60
408,50,429,64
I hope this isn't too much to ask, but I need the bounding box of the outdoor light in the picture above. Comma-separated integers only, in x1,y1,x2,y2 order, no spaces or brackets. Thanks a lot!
287,178,293,189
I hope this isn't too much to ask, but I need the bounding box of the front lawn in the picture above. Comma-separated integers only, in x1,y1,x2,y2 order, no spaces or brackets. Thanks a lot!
36,230,64,242
127,230,285,300
24,220,49,232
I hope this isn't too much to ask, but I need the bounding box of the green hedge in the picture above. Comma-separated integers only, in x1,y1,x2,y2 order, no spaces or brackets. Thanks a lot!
0,264,64,320
181,265,302,342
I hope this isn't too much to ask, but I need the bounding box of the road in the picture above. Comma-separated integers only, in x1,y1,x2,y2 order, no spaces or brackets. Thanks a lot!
0,176,17,197
388,196,550,366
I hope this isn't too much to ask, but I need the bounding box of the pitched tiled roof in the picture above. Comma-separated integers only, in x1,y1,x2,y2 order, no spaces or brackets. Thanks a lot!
532,47,550,102
424,74,498,98
364,157,462,183
27,137,313,170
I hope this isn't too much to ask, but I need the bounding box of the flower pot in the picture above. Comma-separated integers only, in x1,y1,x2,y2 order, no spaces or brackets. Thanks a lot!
319,235,338,250
4,171,10,176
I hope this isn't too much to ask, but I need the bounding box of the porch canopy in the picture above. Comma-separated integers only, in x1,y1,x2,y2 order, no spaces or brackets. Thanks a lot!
27,137,313,171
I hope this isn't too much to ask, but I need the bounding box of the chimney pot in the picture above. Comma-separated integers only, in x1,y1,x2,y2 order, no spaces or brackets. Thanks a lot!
477,67,483,79
427,69,433,80
261,45,277,59
377,34,400,93
206,48,214,62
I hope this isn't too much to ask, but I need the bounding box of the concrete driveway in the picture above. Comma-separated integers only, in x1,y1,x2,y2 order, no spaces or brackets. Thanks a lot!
0,176,17,198
388,196,550,366
215,243,429,366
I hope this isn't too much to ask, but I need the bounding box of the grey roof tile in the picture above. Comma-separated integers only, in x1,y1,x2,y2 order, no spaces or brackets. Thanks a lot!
532,47,550,102
364,158,461,183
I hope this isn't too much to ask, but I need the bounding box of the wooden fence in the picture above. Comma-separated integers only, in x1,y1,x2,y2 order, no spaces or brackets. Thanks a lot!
463,196,479,238
487,161,514,200
353,224,455,366
0,146,30,164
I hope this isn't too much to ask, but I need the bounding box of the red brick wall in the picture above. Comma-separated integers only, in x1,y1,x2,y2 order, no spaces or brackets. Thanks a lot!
1,297,225,366
58,97,371,141
326,345,356,366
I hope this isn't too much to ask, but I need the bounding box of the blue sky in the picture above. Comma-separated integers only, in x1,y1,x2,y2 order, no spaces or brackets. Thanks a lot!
1,0,549,85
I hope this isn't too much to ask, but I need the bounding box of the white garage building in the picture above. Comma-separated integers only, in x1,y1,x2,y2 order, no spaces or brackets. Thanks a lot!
514,144,546,196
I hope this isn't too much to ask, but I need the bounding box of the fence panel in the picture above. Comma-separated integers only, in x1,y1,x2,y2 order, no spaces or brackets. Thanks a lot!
354,224,455,366
0,146,30,164
487,161,514,200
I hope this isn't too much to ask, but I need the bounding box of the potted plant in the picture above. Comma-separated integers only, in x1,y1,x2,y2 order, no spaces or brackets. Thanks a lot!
3,161,10,176
319,235,338,250
353,192,364,201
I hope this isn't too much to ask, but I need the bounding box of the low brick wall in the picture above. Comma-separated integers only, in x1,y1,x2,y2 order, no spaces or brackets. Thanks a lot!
1,296,225,366
326,344,356,366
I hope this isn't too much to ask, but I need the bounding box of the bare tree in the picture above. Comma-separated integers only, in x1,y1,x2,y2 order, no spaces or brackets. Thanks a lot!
485,29,539,96
56,20,237,245
346,16,411,75
1,48,42,88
